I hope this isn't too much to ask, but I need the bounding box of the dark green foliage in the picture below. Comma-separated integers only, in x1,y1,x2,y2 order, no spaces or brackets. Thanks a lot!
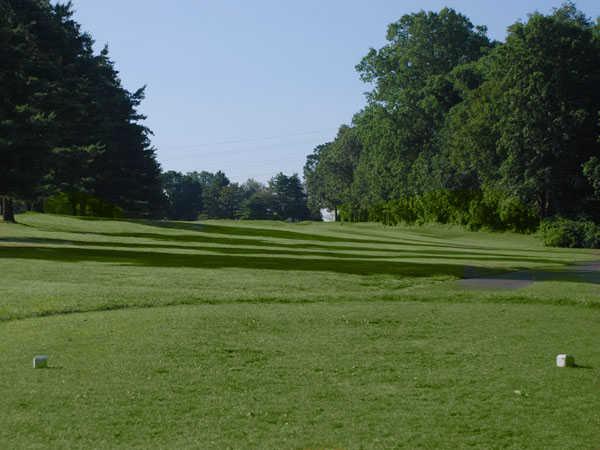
305,3,600,244
161,171,204,220
0,0,59,220
540,217,600,248
0,0,162,220
240,190,275,220
44,192,123,218
306,7,495,220
268,173,310,221
583,155,600,198
351,8,493,203
160,170,311,221
200,171,231,219
341,189,538,232
304,126,362,219
451,3,600,219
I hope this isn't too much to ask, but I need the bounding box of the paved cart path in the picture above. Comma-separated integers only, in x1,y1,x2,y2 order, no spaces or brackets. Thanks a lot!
460,261,600,290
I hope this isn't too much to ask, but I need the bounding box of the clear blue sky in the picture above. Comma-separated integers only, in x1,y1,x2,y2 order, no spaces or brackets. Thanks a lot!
68,1,599,183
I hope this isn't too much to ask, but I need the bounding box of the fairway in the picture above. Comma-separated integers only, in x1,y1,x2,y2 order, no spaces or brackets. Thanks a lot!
1,214,600,448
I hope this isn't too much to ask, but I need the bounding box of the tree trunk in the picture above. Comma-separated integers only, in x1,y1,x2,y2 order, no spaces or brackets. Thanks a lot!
69,193,78,216
2,197,16,223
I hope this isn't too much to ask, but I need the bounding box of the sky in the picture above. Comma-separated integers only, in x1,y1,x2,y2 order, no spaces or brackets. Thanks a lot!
67,0,600,183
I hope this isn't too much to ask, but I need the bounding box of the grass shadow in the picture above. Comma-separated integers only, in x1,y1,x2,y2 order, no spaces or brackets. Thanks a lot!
573,364,593,369
0,245,483,278
0,236,565,265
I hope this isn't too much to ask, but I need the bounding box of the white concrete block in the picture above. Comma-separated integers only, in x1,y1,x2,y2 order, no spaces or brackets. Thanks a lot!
556,354,575,368
33,355,48,369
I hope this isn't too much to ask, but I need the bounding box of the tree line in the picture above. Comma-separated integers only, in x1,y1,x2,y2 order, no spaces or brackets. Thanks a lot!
0,0,313,223
6,1,598,233
161,171,315,221
305,3,600,233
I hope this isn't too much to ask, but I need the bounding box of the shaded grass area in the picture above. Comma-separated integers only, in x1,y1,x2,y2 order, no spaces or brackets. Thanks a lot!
0,245,501,276
0,213,599,322
1,302,599,449
0,235,572,264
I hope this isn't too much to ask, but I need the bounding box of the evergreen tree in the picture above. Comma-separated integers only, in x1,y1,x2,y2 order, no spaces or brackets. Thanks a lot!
161,171,204,220
269,173,310,221
0,1,163,220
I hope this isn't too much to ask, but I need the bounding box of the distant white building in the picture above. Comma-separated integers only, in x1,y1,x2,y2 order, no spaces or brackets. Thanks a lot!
321,209,336,222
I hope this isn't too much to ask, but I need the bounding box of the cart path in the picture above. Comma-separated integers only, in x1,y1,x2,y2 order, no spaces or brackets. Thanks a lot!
459,261,600,290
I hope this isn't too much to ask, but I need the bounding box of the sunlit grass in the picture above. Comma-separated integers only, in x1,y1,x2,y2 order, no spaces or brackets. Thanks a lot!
0,213,599,448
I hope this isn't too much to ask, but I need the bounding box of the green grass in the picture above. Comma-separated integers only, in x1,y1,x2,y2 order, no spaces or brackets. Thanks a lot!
1,213,599,448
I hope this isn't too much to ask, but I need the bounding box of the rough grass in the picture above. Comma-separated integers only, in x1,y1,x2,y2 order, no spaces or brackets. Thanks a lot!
1,213,599,448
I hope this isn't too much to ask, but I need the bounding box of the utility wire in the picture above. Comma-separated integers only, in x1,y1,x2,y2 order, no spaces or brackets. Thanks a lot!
160,136,325,162
156,128,337,152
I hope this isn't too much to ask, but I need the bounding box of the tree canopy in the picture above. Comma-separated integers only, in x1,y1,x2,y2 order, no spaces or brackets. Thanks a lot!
160,170,314,222
0,0,162,221
305,3,600,231
4,1,599,231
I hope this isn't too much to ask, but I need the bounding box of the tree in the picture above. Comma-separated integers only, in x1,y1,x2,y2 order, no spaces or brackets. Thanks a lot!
444,3,600,219
0,1,163,221
494,4,600,218
0,0,58,221
269,173,310,221
201,171,230,218
241,190,275,220
304,125,362,220
161,171,204,220
305,4,600,230
582,115,600,210
350,8,493,206
238,179,272,219
217,183,244,219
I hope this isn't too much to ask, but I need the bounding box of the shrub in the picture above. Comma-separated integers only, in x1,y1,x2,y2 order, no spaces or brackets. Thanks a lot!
344,189,540,232
540,217,600,248
497,196,539,233
44,192,123,218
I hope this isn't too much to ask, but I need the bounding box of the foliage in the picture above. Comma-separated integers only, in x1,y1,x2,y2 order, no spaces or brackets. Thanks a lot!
350,7,493,203
341,189,538,232
305,3,600,240
160,170,312,221
0,0,162,221
450,3,600,219
240,189,275,220
161,171,204,220
44,192,123,218
583,155,600,198
304,126,362,219
540,217,600,248
268,173,311,221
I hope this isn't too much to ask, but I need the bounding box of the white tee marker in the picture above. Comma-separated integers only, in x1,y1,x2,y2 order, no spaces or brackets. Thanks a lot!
33,355,49,369
556,354,575,368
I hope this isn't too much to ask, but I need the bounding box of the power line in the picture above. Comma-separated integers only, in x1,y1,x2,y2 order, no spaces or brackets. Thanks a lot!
155,128,337,152
160,136,326,162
